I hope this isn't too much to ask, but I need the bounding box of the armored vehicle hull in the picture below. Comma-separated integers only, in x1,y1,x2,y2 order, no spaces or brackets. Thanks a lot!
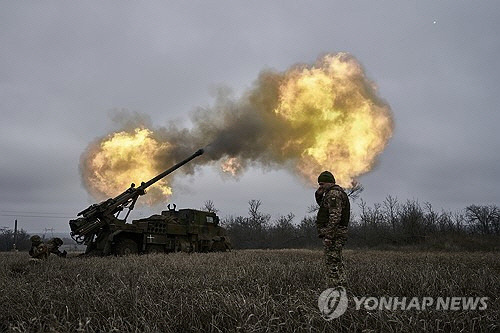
82,208,231,255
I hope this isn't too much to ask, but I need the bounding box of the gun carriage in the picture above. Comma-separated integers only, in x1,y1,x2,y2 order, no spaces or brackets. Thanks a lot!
70,149,231,255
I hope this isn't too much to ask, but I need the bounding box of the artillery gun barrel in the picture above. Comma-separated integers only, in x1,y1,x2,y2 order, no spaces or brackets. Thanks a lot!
71,148,205,243
141,148,204,189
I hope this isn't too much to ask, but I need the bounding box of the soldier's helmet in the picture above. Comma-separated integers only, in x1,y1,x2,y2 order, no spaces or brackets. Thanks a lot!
50,238,63,246
30,235,42,245
318,171,335,184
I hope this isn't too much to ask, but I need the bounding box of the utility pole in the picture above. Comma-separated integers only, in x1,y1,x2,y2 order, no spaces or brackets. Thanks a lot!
43,227,55,239
13,219,18,251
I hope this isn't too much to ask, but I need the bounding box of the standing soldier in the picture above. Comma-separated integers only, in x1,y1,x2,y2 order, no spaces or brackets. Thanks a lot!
315,171,350,287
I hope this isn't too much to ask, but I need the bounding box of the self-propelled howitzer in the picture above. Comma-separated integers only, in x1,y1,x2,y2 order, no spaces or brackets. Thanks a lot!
68,148,230,255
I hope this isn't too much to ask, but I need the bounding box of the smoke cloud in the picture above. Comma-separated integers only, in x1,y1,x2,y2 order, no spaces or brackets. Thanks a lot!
80,53,394,202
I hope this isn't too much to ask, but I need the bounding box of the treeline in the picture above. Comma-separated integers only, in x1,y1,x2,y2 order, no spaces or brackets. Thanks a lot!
2,198,498,252
220,198,500,251
0,228,81,252
0,228,31,251
220,200,322,249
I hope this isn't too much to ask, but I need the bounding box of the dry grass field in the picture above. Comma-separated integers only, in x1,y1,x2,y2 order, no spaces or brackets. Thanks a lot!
0,249,498,332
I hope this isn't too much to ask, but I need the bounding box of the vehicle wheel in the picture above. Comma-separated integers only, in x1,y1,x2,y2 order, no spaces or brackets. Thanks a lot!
84,242,95,254
210,240,228,252
147,245,164,254
114,239,138,256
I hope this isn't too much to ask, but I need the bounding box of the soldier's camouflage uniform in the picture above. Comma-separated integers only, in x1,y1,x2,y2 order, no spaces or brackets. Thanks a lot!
29,236,67,259
46,238,67,257
316,183,350,287
29,235,49,259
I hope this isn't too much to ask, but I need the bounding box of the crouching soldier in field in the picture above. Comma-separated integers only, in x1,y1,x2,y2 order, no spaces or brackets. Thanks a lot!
315,171,350,287
29,235,67,259
46,237,67,257
29,235,48,259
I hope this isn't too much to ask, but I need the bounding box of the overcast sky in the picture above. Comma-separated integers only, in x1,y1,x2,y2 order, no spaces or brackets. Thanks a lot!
1,1,499,233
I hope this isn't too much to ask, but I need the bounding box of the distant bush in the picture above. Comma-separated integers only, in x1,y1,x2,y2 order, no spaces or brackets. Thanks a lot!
222,200,322,249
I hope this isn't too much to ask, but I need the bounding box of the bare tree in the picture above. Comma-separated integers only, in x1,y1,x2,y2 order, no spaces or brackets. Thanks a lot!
424,202,438,232
359,202,384,227
307,204,319,214
273,213,295,229
452,210,466,232
248,200,271,230
346,180,364,200
202,200,219,214
465,205,500,235
383,195,399,232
